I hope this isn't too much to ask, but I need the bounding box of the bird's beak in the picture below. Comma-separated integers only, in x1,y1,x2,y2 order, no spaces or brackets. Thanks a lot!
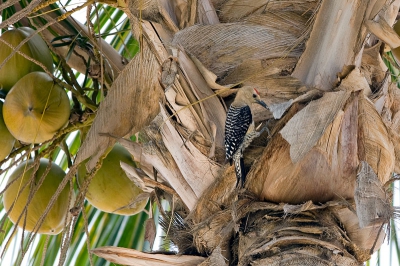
257,99,268,109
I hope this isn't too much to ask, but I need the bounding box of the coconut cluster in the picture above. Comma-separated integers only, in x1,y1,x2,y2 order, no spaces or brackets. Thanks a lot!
0,27,69,154
0,27,72,235
3,143,147,235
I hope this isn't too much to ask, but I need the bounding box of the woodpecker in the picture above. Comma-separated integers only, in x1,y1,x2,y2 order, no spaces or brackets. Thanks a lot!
224,87,268,187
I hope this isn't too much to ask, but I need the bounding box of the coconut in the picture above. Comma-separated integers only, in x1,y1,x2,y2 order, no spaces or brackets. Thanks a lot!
77,144,148,215
0,27,53,91
3,158,70,235
3,72,70,143
0,101,15,161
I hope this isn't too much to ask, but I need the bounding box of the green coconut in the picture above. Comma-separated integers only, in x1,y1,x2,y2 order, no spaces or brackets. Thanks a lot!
3,158,71,235
0,101,15,161
0,27,54,91
3,72,70,143
77,144,148,215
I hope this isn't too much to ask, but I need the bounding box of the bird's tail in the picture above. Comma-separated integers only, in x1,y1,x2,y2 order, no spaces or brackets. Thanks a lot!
234,155,246,188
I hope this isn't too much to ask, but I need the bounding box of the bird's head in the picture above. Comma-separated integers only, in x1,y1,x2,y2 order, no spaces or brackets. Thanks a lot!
234,87,268,109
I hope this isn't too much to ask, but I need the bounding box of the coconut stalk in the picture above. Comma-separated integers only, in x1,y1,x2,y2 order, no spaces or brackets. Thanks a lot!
4,0,396,265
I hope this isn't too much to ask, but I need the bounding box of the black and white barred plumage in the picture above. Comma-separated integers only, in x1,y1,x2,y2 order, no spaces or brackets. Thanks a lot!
224,87,268,188
224,105,252,165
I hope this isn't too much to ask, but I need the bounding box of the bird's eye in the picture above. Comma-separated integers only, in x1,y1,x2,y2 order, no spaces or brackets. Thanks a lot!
252,94,257,98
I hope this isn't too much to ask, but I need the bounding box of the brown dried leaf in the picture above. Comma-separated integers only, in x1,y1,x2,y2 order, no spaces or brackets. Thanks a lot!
338,68,371,94
120,162,151,192
361,44,388,88
176,49,226,148
198,246,227,266
358,95,394,183
220,58,298,87
280,90,350,163
283,200,341,215
164,89,202,138
355,161,391,228
172,23,302,78
244,12,309,36
189,54,233,91
118,123,199,210
365,16,400,49
91,246,206,266
144,218,157,250
75,22,165,171
159,105,221,197
248,94,359,204
269,100,293,119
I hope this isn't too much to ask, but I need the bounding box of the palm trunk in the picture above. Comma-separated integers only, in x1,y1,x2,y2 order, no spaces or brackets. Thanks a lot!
62,0,400,265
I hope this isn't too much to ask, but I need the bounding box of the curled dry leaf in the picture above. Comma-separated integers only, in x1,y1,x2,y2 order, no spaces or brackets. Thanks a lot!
361,43,388,89
268,100,293,120
188,54,233,93
164,87,203,138
120,161,150,192
365,16,400,49
121,160,182,199
283,200,341,215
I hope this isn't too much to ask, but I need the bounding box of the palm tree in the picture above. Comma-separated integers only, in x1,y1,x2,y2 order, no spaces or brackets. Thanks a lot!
0,0,399,265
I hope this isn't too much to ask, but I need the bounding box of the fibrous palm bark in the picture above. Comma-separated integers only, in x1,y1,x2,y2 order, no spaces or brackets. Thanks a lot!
23,0,400,265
